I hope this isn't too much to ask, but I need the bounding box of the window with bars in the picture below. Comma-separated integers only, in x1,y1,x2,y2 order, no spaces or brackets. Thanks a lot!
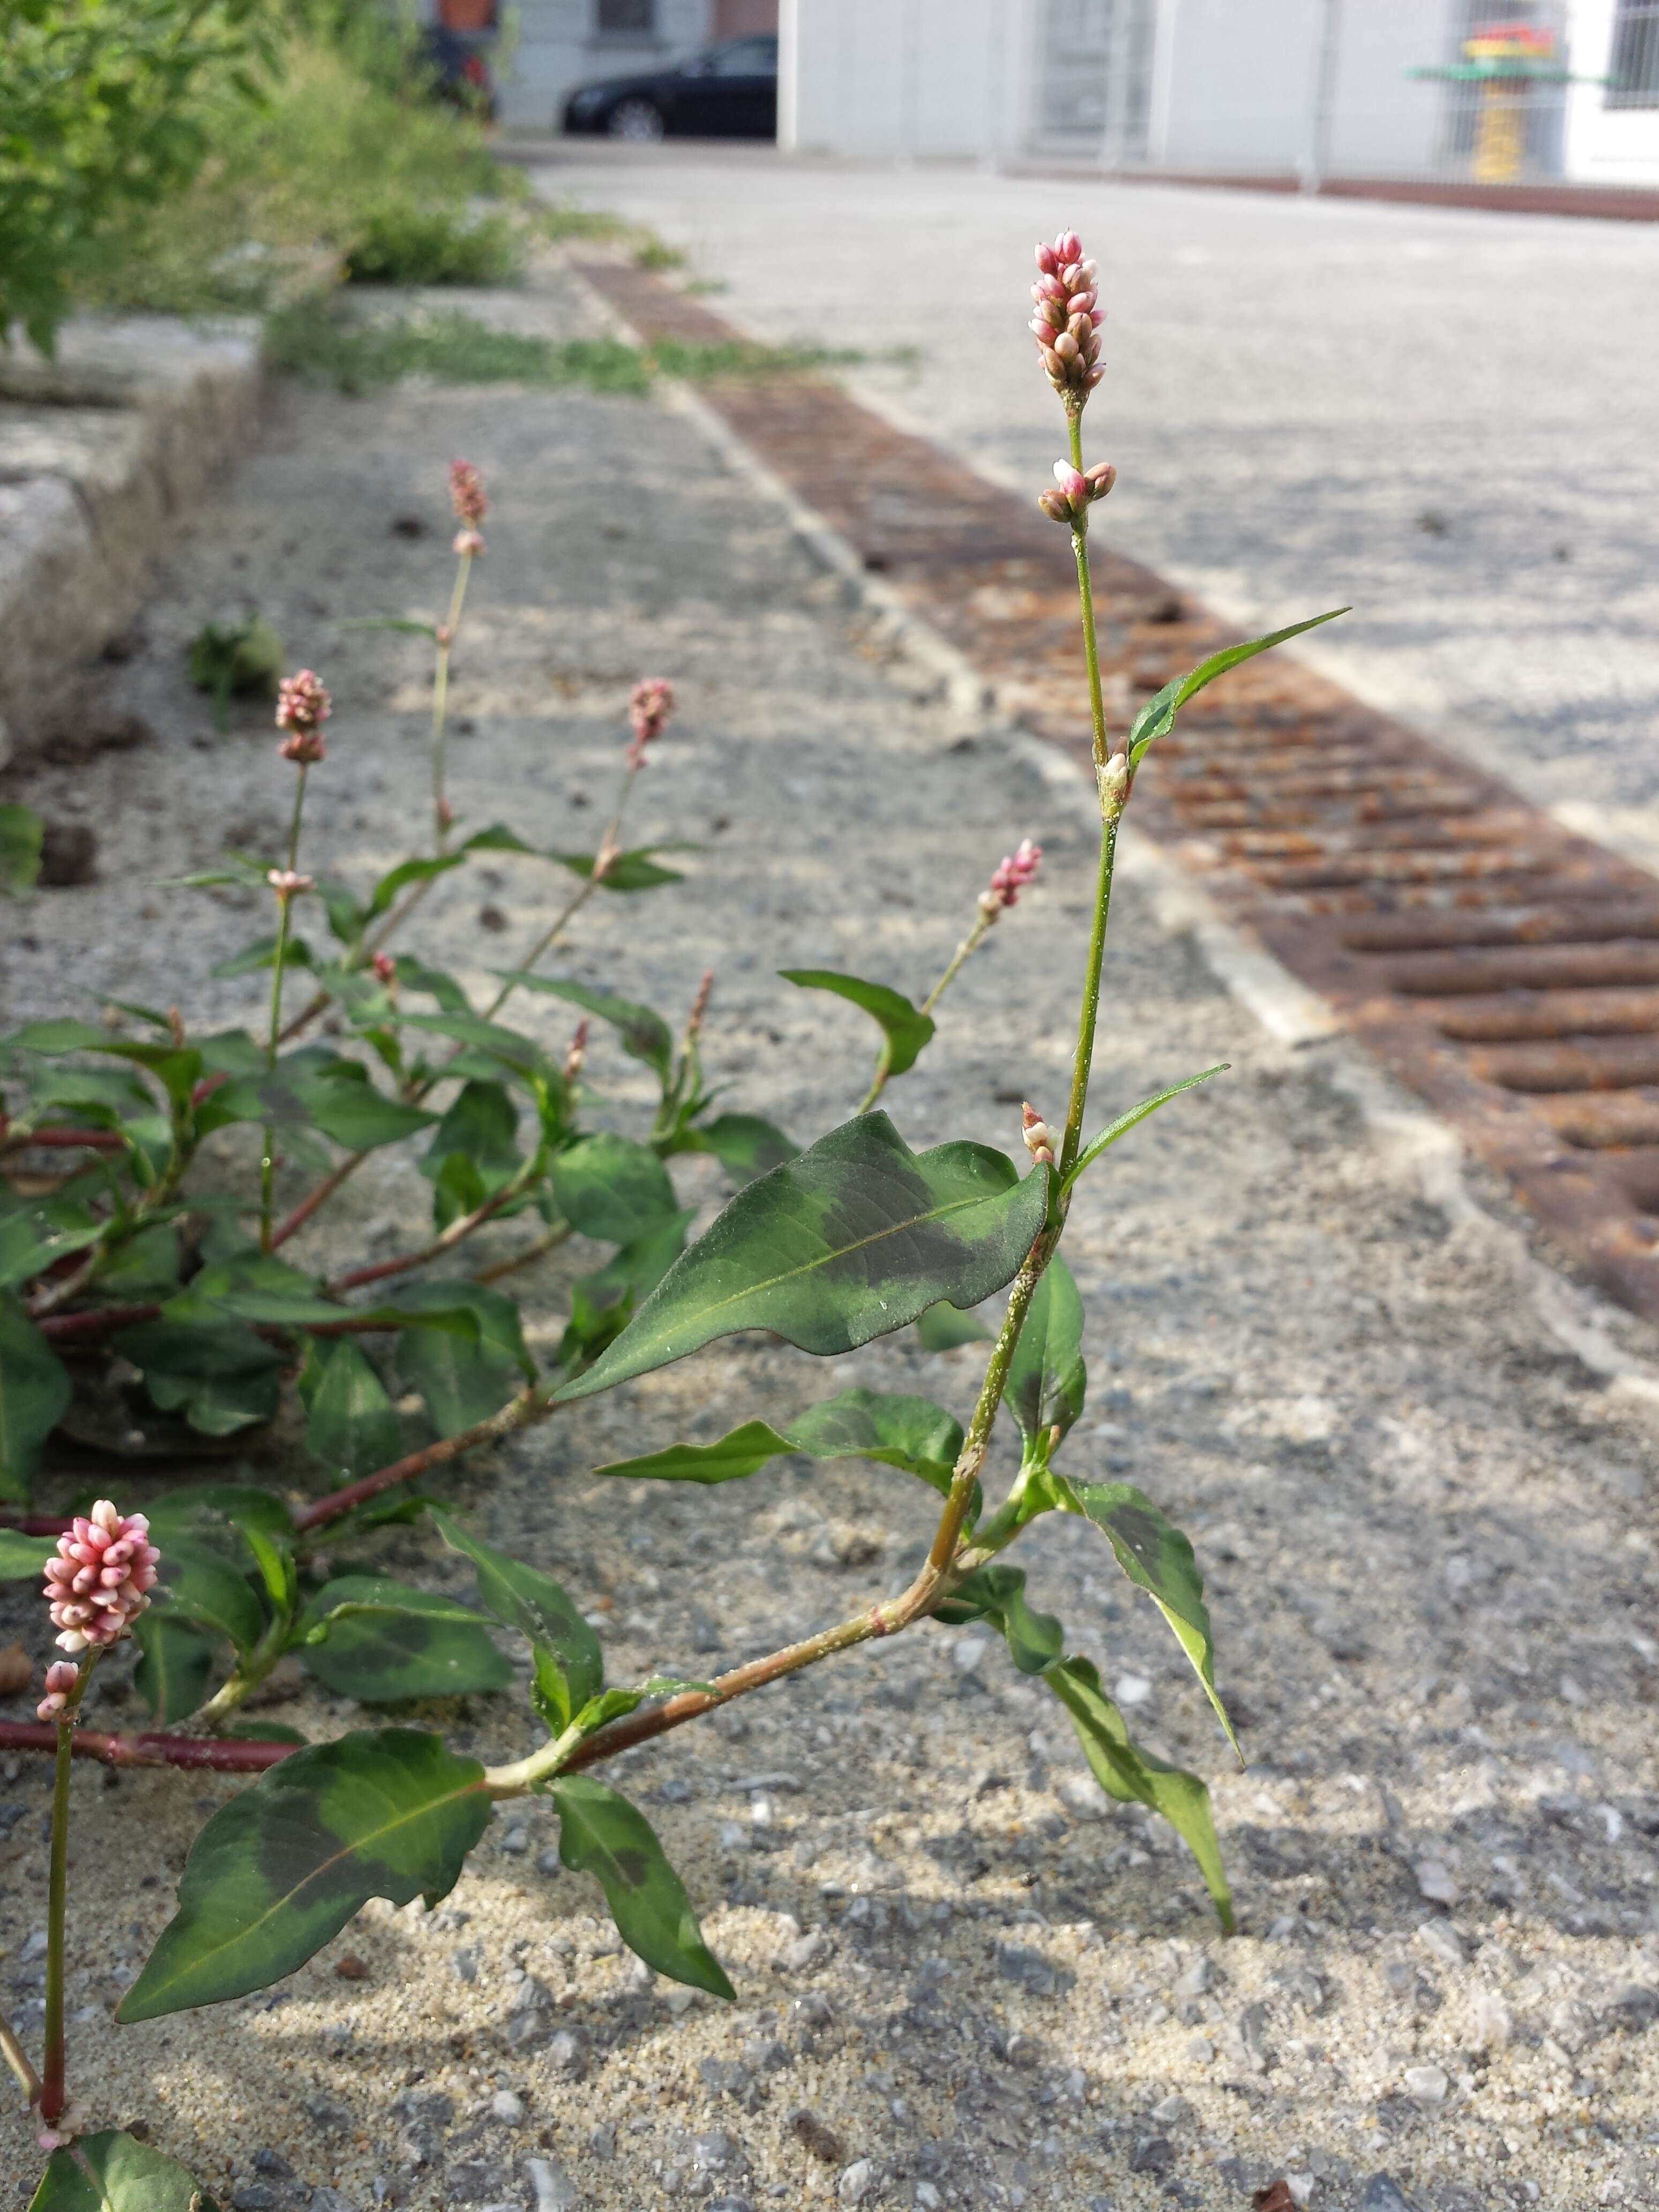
596,0,655,35
1608,0,1659,105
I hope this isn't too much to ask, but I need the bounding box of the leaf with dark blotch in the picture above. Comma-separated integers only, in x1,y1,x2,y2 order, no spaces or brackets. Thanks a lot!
151,1534,267,1655
549,1775,734,1997
1006,1257,1086,1451
117,1729,490,2020
552,1133,678,1246
779,969,935,1083
1045,1655,1234,1928
116,1318,285,1438
1063,1066,1228,1192
0,1529,53,1578
429,1509,602,1733
162,1250,346,1331
1068,1479,1239,1758
1127,610,1348,769
689,1112,799,1184
0,1292,73,1501
196,1062,434,1153
498,974,673,1081
554,1112,1050,1406
133,1612,223,1725
28,2127,220,2210
297,1576,514,1702
593,1418,793,1486
935,1563,1064,1676
304,1340,402,1483
392,1282,532,1439
145,1484,298,1557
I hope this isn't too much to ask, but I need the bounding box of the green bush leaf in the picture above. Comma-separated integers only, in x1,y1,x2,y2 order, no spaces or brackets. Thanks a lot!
0,1192,105,1291
305,1340,402,1482
151,1534,267,1655
0,805,43,898
1068,1480,1238,1758
1127,610,1348,768
779,969,935,1082
552,1133,678,1246
196,1060,435,1152
28,2128,219,2211
555,1112,1050,1406
935,1563,1064,1676
593,1417,790,1486
1046,1655,1234,1929
115,1319,285,1437
688,1111,799,1184
429,1508,602,1733
145,1484,297,1557
392,1282,531,1438
1063,1066,1228,1192
133,1612,223,1725
0,1291,72,1501
298,1576,514,1702
1006,1257,1086,1451
162,1250,345,1331
118,1729,490,2021
549,1775,734,1997
0,1528,54,1578
784,1386,963,1489
211,933,316,980
499,974,673,1081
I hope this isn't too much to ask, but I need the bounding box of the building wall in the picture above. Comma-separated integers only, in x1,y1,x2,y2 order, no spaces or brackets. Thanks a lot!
780,0,1039,161
496,0,717,133
1564,0,1659,181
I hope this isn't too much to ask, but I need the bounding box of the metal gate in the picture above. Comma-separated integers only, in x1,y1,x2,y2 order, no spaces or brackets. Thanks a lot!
1032,0,1156,162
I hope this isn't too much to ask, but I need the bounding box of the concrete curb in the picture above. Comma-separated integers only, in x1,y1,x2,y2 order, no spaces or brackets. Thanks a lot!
0,313,264,766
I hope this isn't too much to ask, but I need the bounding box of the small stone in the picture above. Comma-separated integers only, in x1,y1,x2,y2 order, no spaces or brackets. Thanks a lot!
304,2095,353,2135
1130,2136,1173,2175
780,1930,829,1972
231,2188,280,2211
452,1947,479,1983
952,1638,989,1675
1472,1989,1514,2048
917,2188,943,2210
499,1825,531,1856
1057,1773,1103,1820
334,1953,371,1980
1413,1859,1459,1906
1151,2094,1191,2127
311,2195,356,2212
1402,2063,1448,2106
1113,1672,1153,1707
38,821,97,887
1284,2176,1316,2209
588,2124,617,2160
1415,1919,1463,1969
790,2110,847,2166
838,2161,877,2204
529,2157,581,2212
251,2151,294,2179
545,2028,581,2071
1359,2180,1426,2212
535,1848,562,1877
1186,2036,1214,2064
1172,1957,1215,2001
491,2090,526,2125
666,1986,697,2016
19,1933,48,1964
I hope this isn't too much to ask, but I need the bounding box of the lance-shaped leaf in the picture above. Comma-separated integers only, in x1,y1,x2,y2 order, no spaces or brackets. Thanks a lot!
935,1563,1064,1676
133,1612,223,1725
150,1534,267,1655
0,1190,105,1291
304,1340,402,1483
1127,609,1348,769
211,933,316,980
594,1387,964,1498
367,853,467,916
421,1080,522,1217
297,1576,514,1701
29,2128,219,2211
1068,1480,1238,1759
780,969,935,1084
429,1509,602,1733
552,845,687,892
552,1133,678,1246
145,1483,298,1557
116,1318,285,1437
549,1775,734,1997
1046,1655,1234,1929
498,973,673,1081
1063,1066,1227,1194
196,1059,435,1153
570,1675,712,1737
391,1281,532,1439
118,1729,490,2020
0,1292,72,1501
0,1528,54,1578
554,1112,1050,1406
1006,1256,1086,1451
688,1111,799,1184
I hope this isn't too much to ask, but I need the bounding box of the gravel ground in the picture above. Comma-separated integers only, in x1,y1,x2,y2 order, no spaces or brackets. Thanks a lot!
534,145,1659,873
2,262,1658,2212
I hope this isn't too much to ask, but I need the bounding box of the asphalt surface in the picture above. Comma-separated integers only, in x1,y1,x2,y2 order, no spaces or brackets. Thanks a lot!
534,144,1659,871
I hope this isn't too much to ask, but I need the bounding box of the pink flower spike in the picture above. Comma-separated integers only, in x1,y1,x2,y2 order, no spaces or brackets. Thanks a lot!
563,1019,589,1085
981,838,1044,914
43,1503,159,1655
1021,1103,1056,1168
371,952,397,987
1031,230,1102,408
1036,243,1058,275
267,869,314,902
275,670,331,764
449,459,488,529
625,676,676,768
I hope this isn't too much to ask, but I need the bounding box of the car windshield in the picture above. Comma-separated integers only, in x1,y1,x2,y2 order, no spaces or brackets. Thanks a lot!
689,37,778,76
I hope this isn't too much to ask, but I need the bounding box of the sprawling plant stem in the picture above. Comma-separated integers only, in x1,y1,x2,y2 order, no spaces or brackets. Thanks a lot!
323,1161,545,1296
290,1381,552,1531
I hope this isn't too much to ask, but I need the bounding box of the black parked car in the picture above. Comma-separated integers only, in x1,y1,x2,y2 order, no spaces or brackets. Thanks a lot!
561,35,777,140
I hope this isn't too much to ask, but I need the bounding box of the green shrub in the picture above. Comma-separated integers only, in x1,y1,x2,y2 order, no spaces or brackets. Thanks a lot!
343,200,524,288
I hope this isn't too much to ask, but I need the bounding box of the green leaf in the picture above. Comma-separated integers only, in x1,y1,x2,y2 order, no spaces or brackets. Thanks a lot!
551,846,686,892
551,1133,678,1246
144,1484,297,1557
151,1534,267,1654
1063,1066,1228,1193
395,1012,552,1079
0,1292,72,1501
0,805,43,898
779,969,935,1082
196,1062,435,1153
98,1223,183,1298
211,933,315,980
342,616,440,641
593,1418,793,1486
0,1193,105,1291
305,1340,402,1482
554,1111,1050,1407
162,1250,344,1331
367,853,467,917
570,1676,711,1737
1068,1480,1239,1758
1006,1256,1086,1451
688,1112,800,1184
392,1282,532,1438
913,1300,992,1351
784,1386,963,1490
28,2128,220,2211
421,1080,522,1227
936,1563,1064,1675
115,1318,284,1437
297,1576,514,1702
1126,610,1349,769
1046,1655,1234,1929
499,974,673,1081
118,1729,490,2020
429,1508,603,1734
0,1529,54,1578
133,1612,223,1725
549,1775,734,1997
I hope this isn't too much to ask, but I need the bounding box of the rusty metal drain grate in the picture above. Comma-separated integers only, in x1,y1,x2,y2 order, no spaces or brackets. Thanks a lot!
586,262,1659,1319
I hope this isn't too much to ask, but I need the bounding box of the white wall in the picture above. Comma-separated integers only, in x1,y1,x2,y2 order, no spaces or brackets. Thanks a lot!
498,0,715,134
781,0,1038,161
1323,0,1451,177
1564,0,1659,182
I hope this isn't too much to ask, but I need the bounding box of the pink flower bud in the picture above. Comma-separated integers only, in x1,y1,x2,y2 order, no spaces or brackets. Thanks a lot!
275,670,331,764
625,676,676,769
1021,1103,1056,1168
1031,230,1104,408
687,969,714,1040
1052,462,1090,503
453,528,485,559
563,1018,589,1085
266,869,314,902
371,952,397,987
984,838,1044,911
449,459,488,529
36,1659,80,1722
1035,243,1059,275
43,1503,159,1654
1054,230,1082,265
1036,489,1071,524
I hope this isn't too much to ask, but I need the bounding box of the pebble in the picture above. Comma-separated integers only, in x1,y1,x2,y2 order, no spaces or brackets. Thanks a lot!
1359,2179,1426,2212
838,2160,877,2204
1150,2094,1191,2127
1415,1917,1464,1968
951,1638,989,1675
1472,1989,1514,2047
499,1825,531,1856
490,2089,526,2124
528,2158,580,2211
1172,1956,1215,2001
535,1848,562,1876
1412,1859,1459,1906
1403,2062,1448,2106
1112,1672,1153,1706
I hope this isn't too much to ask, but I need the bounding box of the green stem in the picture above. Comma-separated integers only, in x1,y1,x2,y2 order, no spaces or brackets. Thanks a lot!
1067,410,1110,775
40,1654,96,2126
431,551,473,852
196,1608,293,1728
259,768,309,1252
855,912,993,1116
480,759,640,1027
0,2008,41,2108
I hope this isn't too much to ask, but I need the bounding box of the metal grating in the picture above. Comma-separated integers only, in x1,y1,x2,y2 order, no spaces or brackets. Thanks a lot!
584,262,1659,1319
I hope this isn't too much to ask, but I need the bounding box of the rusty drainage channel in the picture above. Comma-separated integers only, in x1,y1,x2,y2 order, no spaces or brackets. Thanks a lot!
585,261,1659,1322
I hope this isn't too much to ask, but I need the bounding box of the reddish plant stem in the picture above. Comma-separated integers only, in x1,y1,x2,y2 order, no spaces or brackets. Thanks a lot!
291,1384,550,1531
0,1125,125,1156
269,1152,364,1250
0,1721,292,1773
37,1302,162,1343
325,1176,530,1296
